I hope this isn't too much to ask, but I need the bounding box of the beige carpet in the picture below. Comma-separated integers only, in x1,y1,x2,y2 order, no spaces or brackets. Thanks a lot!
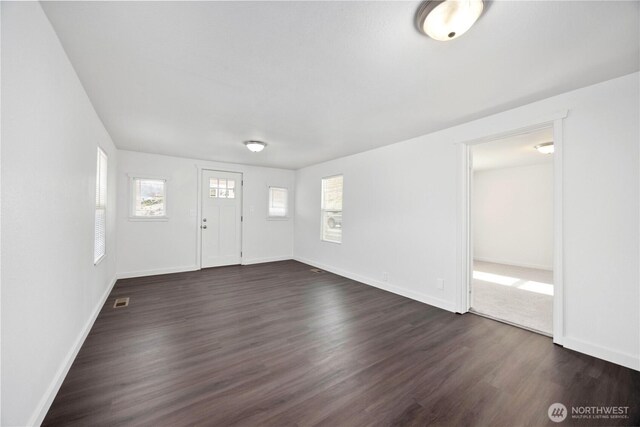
471,261,553,335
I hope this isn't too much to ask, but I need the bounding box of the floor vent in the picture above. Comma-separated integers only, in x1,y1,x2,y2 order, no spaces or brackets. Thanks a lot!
113,297,130,308
310,268,324,273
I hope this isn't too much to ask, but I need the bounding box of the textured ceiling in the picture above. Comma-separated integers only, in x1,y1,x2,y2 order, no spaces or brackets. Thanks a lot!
42,1,639,169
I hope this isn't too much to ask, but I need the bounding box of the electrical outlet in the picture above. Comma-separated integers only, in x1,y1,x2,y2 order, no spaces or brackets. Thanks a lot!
382,272,389,282
436,278,444,290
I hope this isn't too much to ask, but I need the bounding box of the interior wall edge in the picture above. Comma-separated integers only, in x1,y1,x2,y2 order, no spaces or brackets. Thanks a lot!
27,274,118,427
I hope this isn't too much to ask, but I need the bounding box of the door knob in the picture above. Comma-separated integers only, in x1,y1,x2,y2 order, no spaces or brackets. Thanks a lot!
201,225,207,229
202,218,207,222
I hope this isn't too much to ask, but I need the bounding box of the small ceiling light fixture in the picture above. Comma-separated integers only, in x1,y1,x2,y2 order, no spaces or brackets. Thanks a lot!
416,0,484,41
534,142,554,154
244,140,267,153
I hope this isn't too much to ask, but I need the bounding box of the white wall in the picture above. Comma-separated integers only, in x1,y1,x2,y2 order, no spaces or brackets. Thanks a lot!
473,163,554,270
1,3,119,426
116,150,294,277
1,9,637,427
295,72,639,371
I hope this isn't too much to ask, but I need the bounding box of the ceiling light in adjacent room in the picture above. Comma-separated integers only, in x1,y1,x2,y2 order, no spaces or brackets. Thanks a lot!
416,0,484,41
244,141,267,152
534,142,554,154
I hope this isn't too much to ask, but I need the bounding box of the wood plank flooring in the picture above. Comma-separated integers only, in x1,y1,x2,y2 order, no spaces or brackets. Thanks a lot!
43,260,640,426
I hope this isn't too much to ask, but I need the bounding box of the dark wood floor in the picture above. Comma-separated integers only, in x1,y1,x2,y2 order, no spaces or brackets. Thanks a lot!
44,260,639,426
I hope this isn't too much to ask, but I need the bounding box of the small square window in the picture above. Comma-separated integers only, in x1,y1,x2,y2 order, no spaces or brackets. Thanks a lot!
131,178,166,217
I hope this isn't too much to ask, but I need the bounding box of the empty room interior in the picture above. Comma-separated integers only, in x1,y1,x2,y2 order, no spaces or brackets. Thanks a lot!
1,1,639,426
471,127,555,335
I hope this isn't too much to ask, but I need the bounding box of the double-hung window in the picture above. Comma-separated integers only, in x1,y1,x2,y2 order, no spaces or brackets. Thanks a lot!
94,148,108,264
321,175,343,243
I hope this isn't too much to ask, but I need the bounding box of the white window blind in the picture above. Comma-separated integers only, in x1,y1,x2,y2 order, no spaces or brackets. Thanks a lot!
268,187,288,218
131,178,166,217
94,148,107,264
321,175,343,243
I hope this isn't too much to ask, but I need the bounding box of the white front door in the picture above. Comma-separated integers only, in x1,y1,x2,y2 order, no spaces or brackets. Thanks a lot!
201,170,242,268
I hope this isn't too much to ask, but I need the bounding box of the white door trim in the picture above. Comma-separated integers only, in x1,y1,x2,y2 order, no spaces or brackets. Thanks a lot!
551,117,564,345
455,110,567,345
196,167,244,269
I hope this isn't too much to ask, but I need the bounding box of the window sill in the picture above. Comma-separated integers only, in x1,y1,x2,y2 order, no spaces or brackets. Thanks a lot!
321,239,342,245
267,216,289,221
128,216,170,222
94,254,106,266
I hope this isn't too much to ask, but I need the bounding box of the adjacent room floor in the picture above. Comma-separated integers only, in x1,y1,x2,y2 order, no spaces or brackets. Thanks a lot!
472,260,553,335
44,261,638,426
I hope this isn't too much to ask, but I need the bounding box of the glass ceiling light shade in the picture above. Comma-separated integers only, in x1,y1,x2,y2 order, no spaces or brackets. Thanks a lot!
244,141,267,152
416,0,484,41
534,142,554,154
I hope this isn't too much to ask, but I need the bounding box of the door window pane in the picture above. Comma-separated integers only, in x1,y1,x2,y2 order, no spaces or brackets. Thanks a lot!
209,177,235,199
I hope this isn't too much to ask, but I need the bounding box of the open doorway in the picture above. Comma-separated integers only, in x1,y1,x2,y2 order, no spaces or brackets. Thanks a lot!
469,127,554,335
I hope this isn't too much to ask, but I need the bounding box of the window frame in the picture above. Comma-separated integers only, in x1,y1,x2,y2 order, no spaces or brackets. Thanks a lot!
128,175,169,221
267,186,289,220
320,174,343,244
94,147,108,265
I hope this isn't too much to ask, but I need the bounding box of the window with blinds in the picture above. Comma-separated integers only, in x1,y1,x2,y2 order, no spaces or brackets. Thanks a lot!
94,148,108,264
268,187,288,218
321,175,343,243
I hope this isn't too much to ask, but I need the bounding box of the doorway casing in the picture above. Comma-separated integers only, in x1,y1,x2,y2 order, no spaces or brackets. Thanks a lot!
455,110,567,345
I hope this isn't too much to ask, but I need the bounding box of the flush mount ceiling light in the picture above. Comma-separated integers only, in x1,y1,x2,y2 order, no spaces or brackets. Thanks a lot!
534,142,554,154
416,0,484,41
244,140,267,153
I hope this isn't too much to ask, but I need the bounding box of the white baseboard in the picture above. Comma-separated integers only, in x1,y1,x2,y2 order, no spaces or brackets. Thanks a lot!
294,257,456,313
563,336,639,371
118,259,294,278
473,257,553,271
116,265,199,279
293,258,639,372
242,255,293,266
28,274,118,426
